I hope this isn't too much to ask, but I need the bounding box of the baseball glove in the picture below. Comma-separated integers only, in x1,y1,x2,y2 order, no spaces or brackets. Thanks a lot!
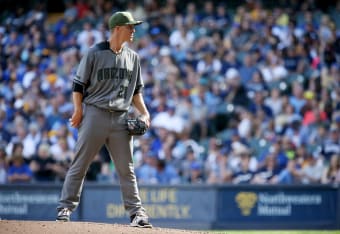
126,117,148,136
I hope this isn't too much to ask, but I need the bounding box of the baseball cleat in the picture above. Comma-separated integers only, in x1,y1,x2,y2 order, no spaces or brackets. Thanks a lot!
56,208,71,222
130,214,152,228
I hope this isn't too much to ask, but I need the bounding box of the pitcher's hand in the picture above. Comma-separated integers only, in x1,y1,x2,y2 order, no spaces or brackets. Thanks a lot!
69,108,83,128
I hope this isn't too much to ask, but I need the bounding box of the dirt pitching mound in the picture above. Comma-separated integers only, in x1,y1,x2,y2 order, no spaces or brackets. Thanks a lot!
0,220,209,234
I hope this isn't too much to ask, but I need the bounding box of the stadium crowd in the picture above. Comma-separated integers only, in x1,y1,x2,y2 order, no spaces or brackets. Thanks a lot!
0,0,339,185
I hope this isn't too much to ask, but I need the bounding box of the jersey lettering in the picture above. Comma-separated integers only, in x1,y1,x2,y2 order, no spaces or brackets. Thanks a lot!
104,68,110,80
97,68,132,82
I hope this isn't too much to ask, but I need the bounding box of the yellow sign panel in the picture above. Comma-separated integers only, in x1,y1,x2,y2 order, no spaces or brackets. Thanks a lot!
106,203,191,219
106,188,191,219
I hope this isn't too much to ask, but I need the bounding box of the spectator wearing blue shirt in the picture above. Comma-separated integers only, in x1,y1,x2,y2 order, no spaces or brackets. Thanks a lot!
272,158,301,184
136,153,158,184
187,161,205,184
7,154,32,183
289,82,307,114
245,69,267,94
258,139,288,172
239,53,257,84
0,147,8,184
155,159,180,184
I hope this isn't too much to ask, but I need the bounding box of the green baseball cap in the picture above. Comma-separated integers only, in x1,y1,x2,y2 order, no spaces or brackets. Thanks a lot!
108,11,143,29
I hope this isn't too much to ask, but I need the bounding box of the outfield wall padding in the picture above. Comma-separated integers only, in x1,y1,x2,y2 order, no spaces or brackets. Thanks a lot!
0,184,339,230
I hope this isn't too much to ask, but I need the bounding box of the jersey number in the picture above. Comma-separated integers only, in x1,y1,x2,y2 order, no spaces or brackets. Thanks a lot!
117,85,128,99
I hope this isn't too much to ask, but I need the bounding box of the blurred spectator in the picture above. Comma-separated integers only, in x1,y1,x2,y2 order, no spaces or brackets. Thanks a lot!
152,104,185,134
272,158,301,184
299,153,325,184
248,91,273,118
316,126,340,161
321,154,340,184
154,50,180,81
155,159,180,184
236,109,253,139
49,123,76,150
252,155,281,184
224,68,250,108
284,115,309,148
189,84,210,140
239,53,257,84
169,24,195,50
206,148,232,184
7,154,32,183
0,109,11,144
258,139,288,172
180,146,203,182
289,82,307,114
133,135,153,168
259,50,288,83
231,151,254,184
187,161,205,184
282,46,304,73
22,122,41,159
126,1,147,22
75,0,90,19
7,141,24,161
136,153,158,184
275,101,296,134
245,69,267,94
158,133,178,167
6,125,33,160
50,136,74,179
308,123,329,147
196,50,222,77
29,143,64,182
204,137,223,172
172,130,202,162
76,21,103,55
0,147,8,184
302,93,328,126
63,0,78,24
86,154,103,181
215,3,230,29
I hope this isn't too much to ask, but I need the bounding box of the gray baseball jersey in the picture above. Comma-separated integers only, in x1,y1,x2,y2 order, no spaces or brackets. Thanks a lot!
74,41,144,111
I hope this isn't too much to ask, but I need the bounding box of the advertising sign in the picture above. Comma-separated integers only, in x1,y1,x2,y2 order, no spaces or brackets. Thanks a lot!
82,185,216,224
0,184,338,229
0,185,81,220
216,186,338,229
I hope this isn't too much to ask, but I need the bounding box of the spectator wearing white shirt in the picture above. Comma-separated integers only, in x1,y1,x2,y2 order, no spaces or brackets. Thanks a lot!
76,21,103,55
169,24,195,50
22,122,41,159
152,104,186,134
299,154,325,184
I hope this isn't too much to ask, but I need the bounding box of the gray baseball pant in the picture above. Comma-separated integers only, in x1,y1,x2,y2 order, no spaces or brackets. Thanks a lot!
58,104,145,217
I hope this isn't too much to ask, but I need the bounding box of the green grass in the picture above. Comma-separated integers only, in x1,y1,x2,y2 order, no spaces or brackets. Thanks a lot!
210,231,340,234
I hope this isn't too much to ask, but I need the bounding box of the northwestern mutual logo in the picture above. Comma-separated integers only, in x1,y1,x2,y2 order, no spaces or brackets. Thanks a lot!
235,192,257,216
236,192,323,217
